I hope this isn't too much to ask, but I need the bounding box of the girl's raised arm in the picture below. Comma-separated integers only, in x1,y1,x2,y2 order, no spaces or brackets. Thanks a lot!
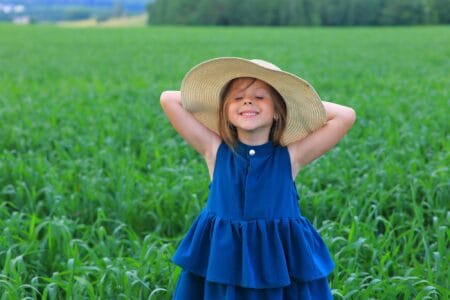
160,91,221,161
288,101,356,177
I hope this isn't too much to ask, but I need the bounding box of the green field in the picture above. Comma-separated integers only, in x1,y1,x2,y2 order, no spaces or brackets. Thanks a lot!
0,24,448,299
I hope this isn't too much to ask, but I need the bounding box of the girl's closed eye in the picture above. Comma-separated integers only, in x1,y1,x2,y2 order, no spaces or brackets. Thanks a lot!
233,93,244,101
255,91,270,99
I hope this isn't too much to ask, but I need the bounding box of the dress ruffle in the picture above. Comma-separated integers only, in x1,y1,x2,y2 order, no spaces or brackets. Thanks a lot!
172,210,335,289
174,270,333,300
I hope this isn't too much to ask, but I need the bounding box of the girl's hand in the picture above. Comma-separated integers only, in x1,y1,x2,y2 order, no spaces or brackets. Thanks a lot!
287,101,356,178
160,91,221,177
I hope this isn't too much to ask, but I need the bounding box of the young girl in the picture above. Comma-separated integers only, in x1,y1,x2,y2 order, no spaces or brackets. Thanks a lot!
160,57,356,299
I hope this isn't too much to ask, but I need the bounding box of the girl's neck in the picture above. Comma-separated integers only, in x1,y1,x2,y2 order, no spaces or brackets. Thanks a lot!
237,131,270,146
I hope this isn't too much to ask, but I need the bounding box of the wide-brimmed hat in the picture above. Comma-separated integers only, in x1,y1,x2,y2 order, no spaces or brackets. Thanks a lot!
180,57,326,146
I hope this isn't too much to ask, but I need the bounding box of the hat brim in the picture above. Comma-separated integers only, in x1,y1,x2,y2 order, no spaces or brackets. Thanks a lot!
181,57,326,146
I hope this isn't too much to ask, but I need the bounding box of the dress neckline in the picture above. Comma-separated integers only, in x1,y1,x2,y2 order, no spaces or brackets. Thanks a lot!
236,140,274,158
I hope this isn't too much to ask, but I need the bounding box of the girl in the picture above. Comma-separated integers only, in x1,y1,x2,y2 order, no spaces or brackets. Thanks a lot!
160,57,356,299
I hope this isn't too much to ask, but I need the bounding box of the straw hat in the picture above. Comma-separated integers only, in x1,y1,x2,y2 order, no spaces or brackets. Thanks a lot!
180,57,326,146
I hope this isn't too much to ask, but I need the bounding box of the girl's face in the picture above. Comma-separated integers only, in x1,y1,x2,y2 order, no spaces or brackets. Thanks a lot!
225,78,276,140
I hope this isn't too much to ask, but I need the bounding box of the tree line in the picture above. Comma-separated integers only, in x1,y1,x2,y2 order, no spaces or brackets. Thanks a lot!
147,0,450,26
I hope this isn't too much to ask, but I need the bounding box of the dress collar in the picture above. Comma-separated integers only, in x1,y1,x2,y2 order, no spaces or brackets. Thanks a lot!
236,140,274,158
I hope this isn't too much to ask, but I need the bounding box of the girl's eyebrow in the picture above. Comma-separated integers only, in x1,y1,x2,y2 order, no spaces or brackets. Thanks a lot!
229,89,243,95
253,88,271,95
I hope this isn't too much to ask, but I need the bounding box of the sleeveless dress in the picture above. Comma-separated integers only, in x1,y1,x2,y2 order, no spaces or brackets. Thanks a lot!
172,140,335,299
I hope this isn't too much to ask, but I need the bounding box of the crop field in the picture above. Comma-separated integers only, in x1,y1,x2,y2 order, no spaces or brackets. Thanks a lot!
0,24,448,299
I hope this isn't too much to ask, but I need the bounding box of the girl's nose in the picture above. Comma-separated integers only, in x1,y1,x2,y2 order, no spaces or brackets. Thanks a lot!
244,97,252,105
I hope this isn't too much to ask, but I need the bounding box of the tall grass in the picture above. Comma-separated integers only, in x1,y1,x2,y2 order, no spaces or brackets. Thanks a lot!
0,24,448,299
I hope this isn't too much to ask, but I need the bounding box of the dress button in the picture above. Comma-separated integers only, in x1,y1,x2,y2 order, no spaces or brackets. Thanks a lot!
249,149,256,156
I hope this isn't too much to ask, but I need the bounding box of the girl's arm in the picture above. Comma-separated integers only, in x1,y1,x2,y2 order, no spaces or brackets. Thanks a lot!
288,101,356,177
160,91,221,170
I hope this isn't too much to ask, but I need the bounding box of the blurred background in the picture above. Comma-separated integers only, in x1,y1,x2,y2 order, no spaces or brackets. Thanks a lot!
0,0,449,26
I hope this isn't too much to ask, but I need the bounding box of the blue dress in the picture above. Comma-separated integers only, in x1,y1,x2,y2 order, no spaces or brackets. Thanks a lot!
172,140,335,299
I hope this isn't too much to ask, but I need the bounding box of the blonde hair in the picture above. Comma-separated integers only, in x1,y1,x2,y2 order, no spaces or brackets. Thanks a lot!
218,78,287,149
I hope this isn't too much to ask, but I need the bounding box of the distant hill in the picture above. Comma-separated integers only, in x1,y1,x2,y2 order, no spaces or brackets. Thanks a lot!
1,0,151,22
3,1,149,13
